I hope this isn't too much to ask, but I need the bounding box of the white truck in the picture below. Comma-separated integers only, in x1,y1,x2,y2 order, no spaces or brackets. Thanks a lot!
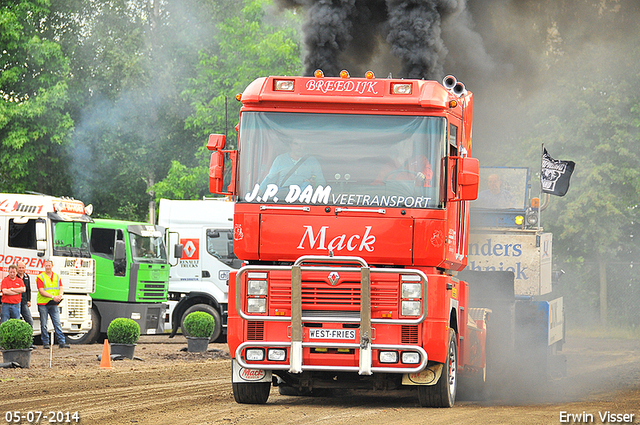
158,198,240,341
0,194,94,337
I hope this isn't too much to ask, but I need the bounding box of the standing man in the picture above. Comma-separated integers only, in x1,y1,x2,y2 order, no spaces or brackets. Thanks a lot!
36,259,70,349
16,261,34,328
1,264,26,322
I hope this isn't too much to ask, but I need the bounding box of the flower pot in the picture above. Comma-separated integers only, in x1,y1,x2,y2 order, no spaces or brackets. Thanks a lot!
2,348,33,368
110,343,136,359
186,336,209,353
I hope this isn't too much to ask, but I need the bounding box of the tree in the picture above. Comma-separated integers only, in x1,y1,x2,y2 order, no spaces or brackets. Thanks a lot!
65,0,221,220
0,0,74,194
153,0,302,202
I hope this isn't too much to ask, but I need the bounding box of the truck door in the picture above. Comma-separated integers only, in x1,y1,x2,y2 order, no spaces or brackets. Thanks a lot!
198,228,238,301
90,227,129,301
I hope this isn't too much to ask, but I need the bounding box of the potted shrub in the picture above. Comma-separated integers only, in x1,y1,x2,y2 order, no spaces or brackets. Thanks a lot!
183,311,215,352
107,318,140,359
0,319,34,368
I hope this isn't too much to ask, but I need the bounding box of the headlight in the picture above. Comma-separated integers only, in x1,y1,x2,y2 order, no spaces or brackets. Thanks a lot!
402,283,421,299
267,349,287,361
246,348,265,361
401,300,421,317
248,280,267,296
247,298,267,313
401,352,420,364
379,351,399,364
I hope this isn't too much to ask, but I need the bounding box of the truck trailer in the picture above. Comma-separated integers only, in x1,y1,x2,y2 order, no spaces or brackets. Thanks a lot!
207,72,488,407
460,166,565,384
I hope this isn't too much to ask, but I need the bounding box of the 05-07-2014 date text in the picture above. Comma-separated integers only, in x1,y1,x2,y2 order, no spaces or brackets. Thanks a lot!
4,411,80,424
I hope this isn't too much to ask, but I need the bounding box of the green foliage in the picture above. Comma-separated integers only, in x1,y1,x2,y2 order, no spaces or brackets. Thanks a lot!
0,0,74,193
0,319,34,350
107,318,140,345
183,311,216,338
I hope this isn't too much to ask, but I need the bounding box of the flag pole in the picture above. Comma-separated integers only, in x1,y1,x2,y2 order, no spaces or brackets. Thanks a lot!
539,144,544,230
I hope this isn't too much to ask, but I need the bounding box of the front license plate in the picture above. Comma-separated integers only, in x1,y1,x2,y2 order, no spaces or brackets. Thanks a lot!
308,329,356,340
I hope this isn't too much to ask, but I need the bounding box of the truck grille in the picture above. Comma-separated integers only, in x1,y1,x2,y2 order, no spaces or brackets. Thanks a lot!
271,277,399,313
64,296,89,321
138,283,167,302
247,321,264,341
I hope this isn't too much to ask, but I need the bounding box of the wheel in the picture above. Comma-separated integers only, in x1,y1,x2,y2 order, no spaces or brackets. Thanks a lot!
418,329,457,407
181,304,222,342
232,382,270,404
66,308,100,344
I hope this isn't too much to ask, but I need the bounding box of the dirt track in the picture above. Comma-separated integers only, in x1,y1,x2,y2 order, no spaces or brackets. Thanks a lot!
1,335,639,425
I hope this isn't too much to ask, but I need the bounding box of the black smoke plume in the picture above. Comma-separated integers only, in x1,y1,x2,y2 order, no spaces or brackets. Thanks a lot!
275,0,476,80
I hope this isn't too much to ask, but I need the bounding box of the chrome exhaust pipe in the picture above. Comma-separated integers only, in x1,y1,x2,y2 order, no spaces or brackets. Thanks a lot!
443,75,457,90
453,81,466,97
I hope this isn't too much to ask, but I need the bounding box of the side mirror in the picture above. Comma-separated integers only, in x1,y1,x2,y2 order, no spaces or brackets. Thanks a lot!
458,157,479,201
35,220,47,241
207,134,226,151
174,243,183,259
114,240,126,261
209,150,225,194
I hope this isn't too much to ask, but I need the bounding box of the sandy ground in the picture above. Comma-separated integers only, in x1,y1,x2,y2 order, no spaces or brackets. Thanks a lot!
1,335,639,425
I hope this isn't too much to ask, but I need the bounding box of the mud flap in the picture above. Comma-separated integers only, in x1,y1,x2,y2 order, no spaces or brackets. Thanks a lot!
232,359,272,383
402,363,443,386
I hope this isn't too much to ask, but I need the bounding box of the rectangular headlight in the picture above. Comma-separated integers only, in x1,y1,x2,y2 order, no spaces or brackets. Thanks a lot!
391,83,412,94
267,349,287,361
402,283,421,299
379,351,399,364
274,79,295,91
246,348,265,361
247,298,267,313
401,352,420,364
248,280,267,296
401,300,421,317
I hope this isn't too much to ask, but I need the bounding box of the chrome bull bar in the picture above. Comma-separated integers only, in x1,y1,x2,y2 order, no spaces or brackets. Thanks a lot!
236,255,428,376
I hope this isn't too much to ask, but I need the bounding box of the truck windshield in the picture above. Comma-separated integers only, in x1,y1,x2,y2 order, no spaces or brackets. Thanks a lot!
238,112,446,209
129,233,167,263
52,220,91,258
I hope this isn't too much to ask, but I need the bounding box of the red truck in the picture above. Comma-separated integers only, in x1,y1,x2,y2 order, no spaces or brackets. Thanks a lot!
207,72,487,407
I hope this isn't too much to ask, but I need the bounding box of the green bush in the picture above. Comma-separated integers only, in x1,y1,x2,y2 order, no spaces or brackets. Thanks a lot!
0,319,33,350
107,318,140,344
183,311,215,338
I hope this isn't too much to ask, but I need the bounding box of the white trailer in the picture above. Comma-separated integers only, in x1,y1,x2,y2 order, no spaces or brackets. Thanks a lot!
0,194,94,337
158,198,240,341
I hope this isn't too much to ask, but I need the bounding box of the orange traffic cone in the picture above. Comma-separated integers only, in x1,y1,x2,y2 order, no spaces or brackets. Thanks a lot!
100,339,112,369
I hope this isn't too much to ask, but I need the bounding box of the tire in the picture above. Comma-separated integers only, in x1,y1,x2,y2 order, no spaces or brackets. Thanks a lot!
418,329,457,407
66,308,101,344
232,382,271,404
181,304,222,342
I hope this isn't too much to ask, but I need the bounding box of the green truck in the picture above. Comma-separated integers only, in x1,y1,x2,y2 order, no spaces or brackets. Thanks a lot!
67,219,170,344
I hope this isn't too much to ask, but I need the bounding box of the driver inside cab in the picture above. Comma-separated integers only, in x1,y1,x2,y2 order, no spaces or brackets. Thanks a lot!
373,138,433,187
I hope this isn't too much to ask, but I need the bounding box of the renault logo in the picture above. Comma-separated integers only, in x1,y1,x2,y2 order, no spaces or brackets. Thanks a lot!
328,272,340,286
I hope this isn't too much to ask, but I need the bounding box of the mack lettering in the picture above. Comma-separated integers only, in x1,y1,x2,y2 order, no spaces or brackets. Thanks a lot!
297,225,376,252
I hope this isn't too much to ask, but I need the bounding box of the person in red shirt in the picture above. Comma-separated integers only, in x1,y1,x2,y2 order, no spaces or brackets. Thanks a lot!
1,264,26,323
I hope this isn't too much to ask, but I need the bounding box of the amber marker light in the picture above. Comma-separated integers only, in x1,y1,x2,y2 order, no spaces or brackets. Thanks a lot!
391,82,412,94
235,93,242,101
274,79,295,91
314,69,324,78
531,197,540,209
515,215,524,225
365,70,375,79
340,69,350,78
449,100,458,108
